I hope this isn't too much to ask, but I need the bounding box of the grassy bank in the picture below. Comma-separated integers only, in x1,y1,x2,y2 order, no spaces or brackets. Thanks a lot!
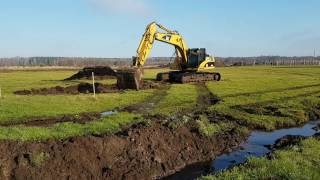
201,137,320,180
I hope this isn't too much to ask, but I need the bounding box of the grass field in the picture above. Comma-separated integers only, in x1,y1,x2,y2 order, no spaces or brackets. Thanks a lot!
0,70,154,122
0,66,319,140
207,66,320,130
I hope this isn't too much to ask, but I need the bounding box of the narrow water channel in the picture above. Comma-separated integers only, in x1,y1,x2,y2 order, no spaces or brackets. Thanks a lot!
101,110,118,117
165,120,320,180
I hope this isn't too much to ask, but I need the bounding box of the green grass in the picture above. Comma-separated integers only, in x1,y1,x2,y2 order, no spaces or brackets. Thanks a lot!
31,152,50,167
0,112,142,141
0,70,154,122
201,138,320,180
206,66,320,130
197,115,235,136
152,83,198,115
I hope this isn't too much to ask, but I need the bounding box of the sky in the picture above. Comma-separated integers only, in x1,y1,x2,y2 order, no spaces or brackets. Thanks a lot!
0,0,319,57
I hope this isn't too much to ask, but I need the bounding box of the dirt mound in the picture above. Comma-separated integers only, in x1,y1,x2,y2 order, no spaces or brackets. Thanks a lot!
14,83,119,95
214,59,226,67
0,122,248,180
65,66,116,80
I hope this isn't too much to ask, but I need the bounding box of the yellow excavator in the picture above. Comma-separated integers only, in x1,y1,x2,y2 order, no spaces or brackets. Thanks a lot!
116,22,221,90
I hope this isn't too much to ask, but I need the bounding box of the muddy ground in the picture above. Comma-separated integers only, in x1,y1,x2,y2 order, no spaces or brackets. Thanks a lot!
0,82,251,180
14,81,162,95
5,81,317,179
0,112,102,127
268,132,320,151
0,121,248,180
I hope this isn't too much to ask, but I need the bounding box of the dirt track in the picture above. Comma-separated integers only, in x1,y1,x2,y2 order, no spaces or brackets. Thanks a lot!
0,121,248,180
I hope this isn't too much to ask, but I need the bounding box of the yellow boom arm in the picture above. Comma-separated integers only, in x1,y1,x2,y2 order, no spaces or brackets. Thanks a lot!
134,22,189,69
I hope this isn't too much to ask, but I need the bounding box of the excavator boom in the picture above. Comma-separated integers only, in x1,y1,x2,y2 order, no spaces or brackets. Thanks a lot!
134,22,188,69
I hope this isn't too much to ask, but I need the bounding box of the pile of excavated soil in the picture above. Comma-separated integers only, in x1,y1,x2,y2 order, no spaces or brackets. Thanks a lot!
214,59,226,67
0,121,248,180
64,66,116,80
14,81,163,95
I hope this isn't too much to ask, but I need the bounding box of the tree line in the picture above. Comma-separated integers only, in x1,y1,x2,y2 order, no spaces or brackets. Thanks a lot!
219,56,320,66
0,56,319,67
0,57,171,67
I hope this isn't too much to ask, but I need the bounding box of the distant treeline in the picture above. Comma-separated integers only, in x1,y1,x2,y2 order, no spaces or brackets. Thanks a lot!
0,57,172,67
0,56,319,67
219,56,320,66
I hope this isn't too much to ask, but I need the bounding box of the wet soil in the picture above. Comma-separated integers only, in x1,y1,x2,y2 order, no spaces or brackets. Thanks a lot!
121,85,169,114
0,112,101,127
0,121,248,180
195,83,221,110
64,66,116,80
14,83,119,95
14,81,162,95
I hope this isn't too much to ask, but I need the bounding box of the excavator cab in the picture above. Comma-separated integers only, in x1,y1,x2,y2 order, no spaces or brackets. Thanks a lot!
187,48,207,69
186,48,216,71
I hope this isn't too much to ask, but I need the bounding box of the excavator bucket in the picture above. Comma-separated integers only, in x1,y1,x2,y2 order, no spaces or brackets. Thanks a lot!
116,68,143,90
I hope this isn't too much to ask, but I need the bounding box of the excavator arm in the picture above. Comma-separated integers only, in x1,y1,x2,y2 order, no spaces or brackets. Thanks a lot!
133,22,188,70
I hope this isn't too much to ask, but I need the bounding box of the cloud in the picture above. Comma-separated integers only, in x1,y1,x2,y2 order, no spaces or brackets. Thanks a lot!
89,0,149,16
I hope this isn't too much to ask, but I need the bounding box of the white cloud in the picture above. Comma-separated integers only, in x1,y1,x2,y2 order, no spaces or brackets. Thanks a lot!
89,0,149,16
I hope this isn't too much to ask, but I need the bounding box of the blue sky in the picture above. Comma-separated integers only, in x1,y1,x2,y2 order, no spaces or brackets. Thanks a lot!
0,0,319,57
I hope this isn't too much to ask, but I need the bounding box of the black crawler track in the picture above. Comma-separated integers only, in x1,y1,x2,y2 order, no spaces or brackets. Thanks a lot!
157,71,221,83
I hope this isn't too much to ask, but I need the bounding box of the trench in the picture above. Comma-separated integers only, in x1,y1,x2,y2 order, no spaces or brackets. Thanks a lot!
165,120,320,180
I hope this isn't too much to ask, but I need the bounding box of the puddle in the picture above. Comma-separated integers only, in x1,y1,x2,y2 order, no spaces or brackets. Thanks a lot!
101,110,118,117
165,120,320,180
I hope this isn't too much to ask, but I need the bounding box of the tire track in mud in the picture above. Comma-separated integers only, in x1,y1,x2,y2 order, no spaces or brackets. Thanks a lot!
195,83,220,111
120,84,170,115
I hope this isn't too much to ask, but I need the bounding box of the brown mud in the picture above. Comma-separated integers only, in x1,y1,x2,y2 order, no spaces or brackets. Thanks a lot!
14,81,162,95
195,83,221,110
0,112,101,127
0,121,248,180
14,83,119,95
64,66,116,80
121,85,169,114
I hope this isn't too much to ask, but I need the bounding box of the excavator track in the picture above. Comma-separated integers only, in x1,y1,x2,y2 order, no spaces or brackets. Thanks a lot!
157,71,221,83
